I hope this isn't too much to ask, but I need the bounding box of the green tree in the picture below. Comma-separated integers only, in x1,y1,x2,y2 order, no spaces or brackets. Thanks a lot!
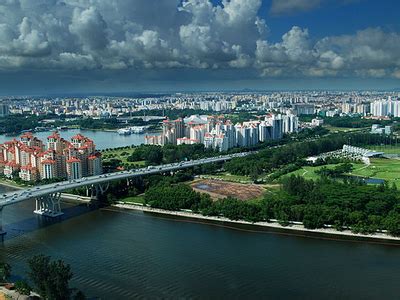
28,254,73,300
384,211,400,236
73,290,87,300
0,262,11,282
15,280,32,299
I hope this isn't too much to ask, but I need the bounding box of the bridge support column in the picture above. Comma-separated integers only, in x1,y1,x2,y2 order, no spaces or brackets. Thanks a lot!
89,183,110,201
34,193,63,217
0,206,5,242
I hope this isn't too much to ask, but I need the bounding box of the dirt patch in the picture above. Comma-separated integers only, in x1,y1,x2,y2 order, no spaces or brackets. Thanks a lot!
191,179,265,201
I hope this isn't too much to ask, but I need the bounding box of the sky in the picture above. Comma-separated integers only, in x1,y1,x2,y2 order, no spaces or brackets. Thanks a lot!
0,0,400,95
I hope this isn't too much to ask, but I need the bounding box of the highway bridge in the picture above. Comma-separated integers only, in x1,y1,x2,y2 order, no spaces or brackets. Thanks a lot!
0,151,254,240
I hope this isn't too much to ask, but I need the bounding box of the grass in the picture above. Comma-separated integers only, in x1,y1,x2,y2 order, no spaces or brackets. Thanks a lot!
351,158,400,185
101,148,146,167
200,172,252,183
120,194,145,204
323,125,369,133
367,145,400,154
282,158,400,187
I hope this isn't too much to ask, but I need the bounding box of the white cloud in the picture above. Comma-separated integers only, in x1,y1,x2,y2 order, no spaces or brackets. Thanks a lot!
0,0,398,81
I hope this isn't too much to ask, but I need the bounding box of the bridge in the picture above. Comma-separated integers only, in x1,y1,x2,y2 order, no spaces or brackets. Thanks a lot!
0,151,253,240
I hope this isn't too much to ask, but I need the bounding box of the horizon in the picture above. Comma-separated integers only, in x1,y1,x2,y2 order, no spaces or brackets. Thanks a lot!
0,0,399,94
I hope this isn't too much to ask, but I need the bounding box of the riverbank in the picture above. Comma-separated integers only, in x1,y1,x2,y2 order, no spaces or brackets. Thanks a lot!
114,203,400,242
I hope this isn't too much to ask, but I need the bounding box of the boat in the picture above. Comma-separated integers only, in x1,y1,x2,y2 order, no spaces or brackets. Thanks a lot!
117,128,131,135
130,126,146,134
117,126,146,135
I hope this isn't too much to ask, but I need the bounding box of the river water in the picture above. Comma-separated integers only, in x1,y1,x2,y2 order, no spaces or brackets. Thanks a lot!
1,186,400,299
0,129,154,150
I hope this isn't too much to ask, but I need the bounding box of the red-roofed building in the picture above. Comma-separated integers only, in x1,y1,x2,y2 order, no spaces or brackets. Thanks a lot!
0,131,102,181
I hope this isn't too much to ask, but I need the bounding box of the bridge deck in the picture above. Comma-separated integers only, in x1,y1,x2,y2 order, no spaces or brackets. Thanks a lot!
0,152,253,207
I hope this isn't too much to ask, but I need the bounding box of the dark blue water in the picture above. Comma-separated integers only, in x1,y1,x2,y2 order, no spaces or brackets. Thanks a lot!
1,185,400,299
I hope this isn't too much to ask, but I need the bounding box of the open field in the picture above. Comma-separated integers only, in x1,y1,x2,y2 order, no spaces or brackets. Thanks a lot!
323,125,369,133
283,158,400,186
351,158,400,185
282,163,363,181
199,172,252,183
191,179,265,201
101,148,146,167
367,145,400,155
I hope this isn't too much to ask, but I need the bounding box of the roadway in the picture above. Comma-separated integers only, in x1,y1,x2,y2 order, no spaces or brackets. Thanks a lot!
0,151,254,208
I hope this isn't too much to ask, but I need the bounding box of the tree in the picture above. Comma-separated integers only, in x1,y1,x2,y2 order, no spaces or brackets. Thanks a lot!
384,211,400,236
15,280,32,299
28,255,73,300
73,290,87,300
0,262,11,282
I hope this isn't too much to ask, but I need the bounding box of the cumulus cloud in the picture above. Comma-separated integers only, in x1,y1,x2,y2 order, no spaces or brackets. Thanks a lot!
0,0,398,81
255,26,400,79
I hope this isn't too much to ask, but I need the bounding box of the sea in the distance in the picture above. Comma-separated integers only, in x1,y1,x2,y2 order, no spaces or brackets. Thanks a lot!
0,129,154,150
1,184,400,299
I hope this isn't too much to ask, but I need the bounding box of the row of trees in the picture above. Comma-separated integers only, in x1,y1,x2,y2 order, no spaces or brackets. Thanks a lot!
138,174,400,236
127,144,218,165
271,175,400,235
323,116,393,128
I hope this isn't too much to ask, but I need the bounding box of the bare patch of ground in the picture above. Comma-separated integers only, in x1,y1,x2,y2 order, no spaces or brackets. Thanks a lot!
191,179,266,201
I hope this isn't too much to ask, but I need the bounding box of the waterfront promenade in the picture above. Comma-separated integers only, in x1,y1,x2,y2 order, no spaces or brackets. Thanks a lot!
114,203,400,243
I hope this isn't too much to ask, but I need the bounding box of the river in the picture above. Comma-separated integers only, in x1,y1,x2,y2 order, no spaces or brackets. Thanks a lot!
1,186,400,299
0,129,156,150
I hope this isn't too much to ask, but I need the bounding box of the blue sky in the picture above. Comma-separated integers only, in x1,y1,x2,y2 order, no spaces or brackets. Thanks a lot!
0,0,399,95
264,0,400,41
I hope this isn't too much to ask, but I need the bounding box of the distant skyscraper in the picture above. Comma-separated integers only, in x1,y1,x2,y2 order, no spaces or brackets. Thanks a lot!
0,101,9,117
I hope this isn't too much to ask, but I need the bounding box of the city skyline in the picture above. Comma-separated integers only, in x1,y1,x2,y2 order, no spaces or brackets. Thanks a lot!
0,0,400,95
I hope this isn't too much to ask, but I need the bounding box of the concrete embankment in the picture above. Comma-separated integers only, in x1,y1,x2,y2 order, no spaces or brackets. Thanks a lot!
114,203,400,243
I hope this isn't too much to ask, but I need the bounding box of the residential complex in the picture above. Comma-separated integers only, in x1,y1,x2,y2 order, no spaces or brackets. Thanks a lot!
0,132,102,182
370,98,400,118
2,91,400,120
145,113,298,151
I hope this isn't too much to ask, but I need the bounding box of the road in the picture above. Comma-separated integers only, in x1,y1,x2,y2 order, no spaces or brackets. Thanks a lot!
0,151,254,208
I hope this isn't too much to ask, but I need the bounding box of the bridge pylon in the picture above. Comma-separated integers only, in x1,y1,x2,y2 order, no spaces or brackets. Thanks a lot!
0,206,5,242
87,183,110,201
34,193,64,217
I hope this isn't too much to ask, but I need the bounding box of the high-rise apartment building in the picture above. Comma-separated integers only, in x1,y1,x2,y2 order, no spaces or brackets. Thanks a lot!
0,132,102,181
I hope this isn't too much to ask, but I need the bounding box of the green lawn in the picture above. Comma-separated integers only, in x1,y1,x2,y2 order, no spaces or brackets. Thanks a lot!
101,148,146,167
367,145,400,155
282,158,400,187
120,195,145,204
351,158,400,185
281,164,356,181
